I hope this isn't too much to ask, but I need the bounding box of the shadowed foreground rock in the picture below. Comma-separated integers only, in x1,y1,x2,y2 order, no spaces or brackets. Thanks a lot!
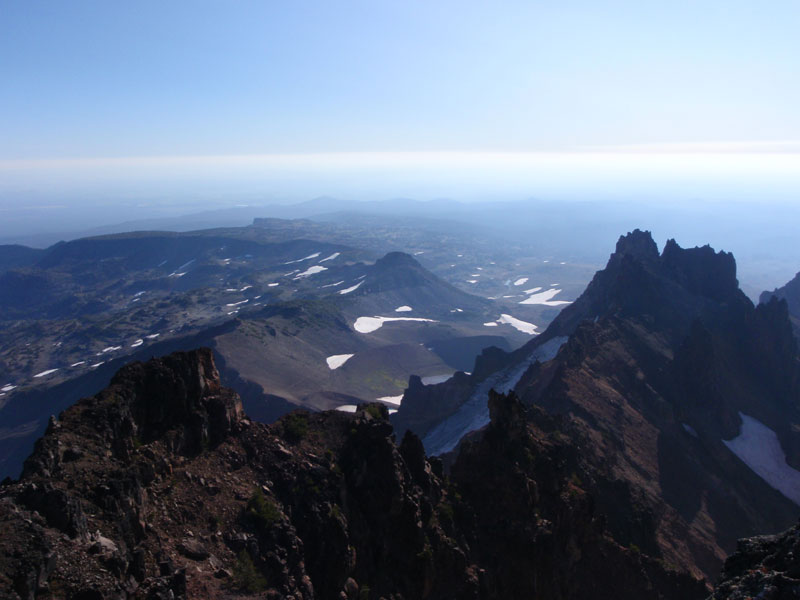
0,348,708,599
710,522,800,599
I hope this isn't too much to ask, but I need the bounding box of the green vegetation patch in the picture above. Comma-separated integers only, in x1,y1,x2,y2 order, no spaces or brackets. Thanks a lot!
283,412,309,442
233,550,268,593
246,488,282,530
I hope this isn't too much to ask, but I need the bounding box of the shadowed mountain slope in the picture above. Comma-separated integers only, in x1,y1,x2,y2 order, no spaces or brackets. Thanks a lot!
394,230,800,581
0,349,706,599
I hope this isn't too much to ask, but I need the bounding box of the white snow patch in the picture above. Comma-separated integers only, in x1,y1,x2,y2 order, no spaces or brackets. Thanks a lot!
102,346,122,353
519,288,572,307
326,354,354,370
157,260,168,267
682,423,698,438
226,299,249,307
423,336,568,455
513,278,529,286
413,251,425,255
131,339,144,348
496,314,539,335
354,316,436,333
322,281,345,288
146,334,160,339
376,395,403,406
176,259,195,271
1,385,16,393
239,285,252,292
168,272,186,278
339,281,363,295
467,280,478,284
294,266,329,279
389,409,398,415
724,413,800,505
284,252,321,264
319,252,340,263
225,288,239,292
90,362,104,369
523,287,543,294
70,361,85,367
470,273,481,277
335,405,358,413
33,369,59,378
356,274,367,280
395,306,413,312
483,322,498,327
267,282,280,287
134,291,146,297
451,308,463,313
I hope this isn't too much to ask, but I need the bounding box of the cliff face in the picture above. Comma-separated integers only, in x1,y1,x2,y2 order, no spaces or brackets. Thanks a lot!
0,348,706,599
514,232,800,580
761,270,800,340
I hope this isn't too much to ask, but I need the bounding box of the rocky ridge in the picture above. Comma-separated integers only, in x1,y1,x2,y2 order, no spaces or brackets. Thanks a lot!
761,270,800,340
395,230,800,581
0,348,707,599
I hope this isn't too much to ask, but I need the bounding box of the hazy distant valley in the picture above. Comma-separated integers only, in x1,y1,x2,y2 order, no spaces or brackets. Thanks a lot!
0,210,598,479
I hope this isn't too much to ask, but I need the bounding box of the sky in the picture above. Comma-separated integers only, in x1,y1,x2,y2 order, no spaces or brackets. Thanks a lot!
1,1,800,217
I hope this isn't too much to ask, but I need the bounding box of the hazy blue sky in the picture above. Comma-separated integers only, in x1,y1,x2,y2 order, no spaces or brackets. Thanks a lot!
1,0,799,217
2,0,799,159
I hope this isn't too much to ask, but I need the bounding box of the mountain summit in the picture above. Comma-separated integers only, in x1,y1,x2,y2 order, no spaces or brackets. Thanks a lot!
397,230,800,580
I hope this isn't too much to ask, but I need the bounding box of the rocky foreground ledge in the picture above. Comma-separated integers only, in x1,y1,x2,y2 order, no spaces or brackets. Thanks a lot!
0,347,748,599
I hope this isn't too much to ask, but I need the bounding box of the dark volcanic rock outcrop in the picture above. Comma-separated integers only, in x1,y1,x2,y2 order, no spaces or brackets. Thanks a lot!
710,522,800,599
762,270,800,339
0,348,707,599
516,232,800,580
395,230,800,582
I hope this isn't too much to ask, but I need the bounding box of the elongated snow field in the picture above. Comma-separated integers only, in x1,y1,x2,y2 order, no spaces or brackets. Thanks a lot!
339,281,363,295
33,369,59,378
353,316,436,333
284,252,321,264
423,336,568,456
723,413,800,505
